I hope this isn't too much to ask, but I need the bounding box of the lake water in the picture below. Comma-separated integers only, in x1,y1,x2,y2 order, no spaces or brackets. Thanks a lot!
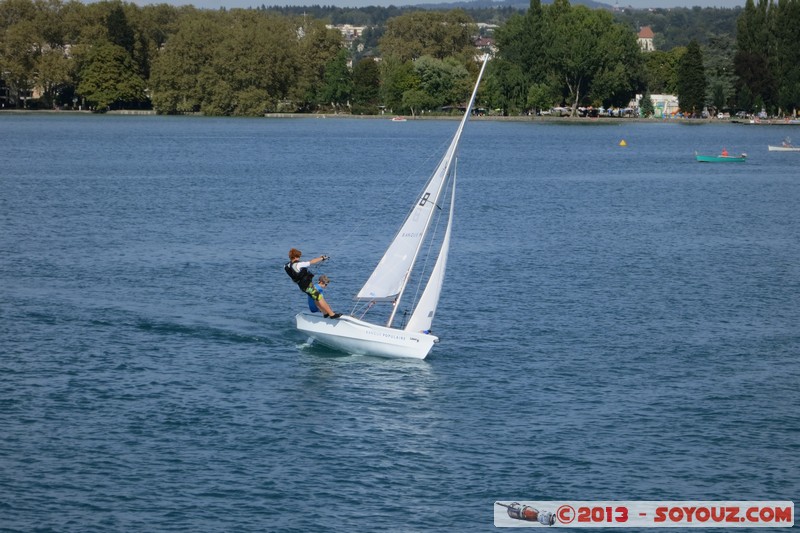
1,113,798,531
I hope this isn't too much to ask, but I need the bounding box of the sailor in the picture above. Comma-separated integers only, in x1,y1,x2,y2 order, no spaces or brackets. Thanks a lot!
285,248,341,318
307,275,330,313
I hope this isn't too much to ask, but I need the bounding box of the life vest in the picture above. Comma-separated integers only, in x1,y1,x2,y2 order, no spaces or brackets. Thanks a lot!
285,260,314,291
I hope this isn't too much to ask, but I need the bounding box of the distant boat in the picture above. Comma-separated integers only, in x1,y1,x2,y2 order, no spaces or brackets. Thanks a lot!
768,137,800,152
695,151,747,163
768,145,800,152
391,116,407,122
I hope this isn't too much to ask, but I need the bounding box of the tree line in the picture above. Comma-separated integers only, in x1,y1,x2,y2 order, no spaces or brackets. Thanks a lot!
1,0,798,117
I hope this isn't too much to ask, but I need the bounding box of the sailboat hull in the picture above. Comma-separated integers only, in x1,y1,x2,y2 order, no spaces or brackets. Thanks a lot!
295,313,438,360
768,145,800,152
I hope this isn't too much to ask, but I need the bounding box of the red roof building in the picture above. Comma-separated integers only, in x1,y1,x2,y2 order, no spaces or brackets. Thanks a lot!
638,26,655,52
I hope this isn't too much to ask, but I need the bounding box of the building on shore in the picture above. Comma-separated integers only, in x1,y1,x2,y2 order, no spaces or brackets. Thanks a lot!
634,93,680,117
638,26,655,52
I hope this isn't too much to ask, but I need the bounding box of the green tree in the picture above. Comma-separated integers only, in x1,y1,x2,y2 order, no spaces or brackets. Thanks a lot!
644,49,683,94
412,55,470,110
483,58,526,115
401,88,436,116
676,39,707,116
380,57,417,112
1,19,39,107
291,18,342,111
543,1,641,114
496,0,642,115
0,0,37,29
212,11,299,115
640,90,655,117
36,46,73,108
773,0,800,115
703,35,736,111
150,10,223,113
59,0,91,44
379,10,476,62
319,48,352,111
31,0,65,48
495,0,548,85
152,9,300,116
351,56,380,110
734,0,777,112
738,84,755,114
77,41,146,110
588,22,644,108
527,82,558,114
710,82,725,112
105,1,134,53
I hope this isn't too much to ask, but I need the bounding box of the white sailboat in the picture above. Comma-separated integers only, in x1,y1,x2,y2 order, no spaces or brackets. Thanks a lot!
295,56,489,359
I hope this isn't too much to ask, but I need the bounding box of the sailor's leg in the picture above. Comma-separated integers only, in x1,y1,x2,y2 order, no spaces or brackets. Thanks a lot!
316,296,334,316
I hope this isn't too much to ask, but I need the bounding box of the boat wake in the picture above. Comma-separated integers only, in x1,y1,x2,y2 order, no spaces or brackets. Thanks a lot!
135,317,270,345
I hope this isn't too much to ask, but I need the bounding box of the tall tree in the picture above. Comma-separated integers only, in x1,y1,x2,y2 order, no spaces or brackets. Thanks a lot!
773,0,800,116
36,46,73,107
401,88,436,117
1,19,40,107
587,21,644,107
495,0,642,115
151,9,301,116
77,41,146,110
379,57,417,112
351,57,380,109
105,1,134,53
643,49,683,94
495,0,547,85
291,18,342,111
703,34,736,111
676,39,707,116
543,1,641,114
211,10,300,115
734,0,777,112
150,10,223,113
412,55,470,109
379,10,476,62
527,81,558,114
319,48,352,111
640,90,655,116
483,58,526,115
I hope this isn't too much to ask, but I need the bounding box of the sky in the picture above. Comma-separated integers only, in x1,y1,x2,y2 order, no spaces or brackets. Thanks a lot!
123,0,746,10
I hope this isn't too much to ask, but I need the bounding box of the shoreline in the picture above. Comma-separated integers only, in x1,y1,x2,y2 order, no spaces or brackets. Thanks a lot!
2,108,797,125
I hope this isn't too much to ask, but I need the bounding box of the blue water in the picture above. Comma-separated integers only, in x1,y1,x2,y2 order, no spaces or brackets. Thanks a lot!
1,114,798,531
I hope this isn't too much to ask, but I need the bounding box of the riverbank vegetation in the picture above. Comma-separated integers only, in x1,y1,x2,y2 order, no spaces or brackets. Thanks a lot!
1,0,798,117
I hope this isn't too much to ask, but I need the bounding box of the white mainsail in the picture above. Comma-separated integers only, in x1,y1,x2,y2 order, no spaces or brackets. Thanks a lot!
354,126,458,304
295,55,488,359
356,56,488,328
